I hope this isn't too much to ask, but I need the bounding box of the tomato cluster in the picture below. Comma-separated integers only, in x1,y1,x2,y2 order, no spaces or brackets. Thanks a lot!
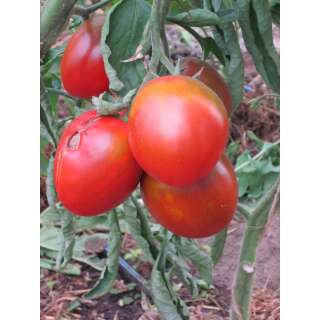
55,16,237,238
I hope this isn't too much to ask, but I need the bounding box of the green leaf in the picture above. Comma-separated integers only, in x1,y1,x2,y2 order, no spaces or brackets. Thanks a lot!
222,23,244,109
40,226,109,271
168,244,199,297
59,210,76,268
175,237,213,285
84,211,122,299
210,228,228,265
212,0,222,11
270,0,280,26
122,200,155,263
40,258,81,275
151,233,189,320
46,156,56,208
236,0,280,93
101,0,151,94
202,37,225,63
168,8,221,26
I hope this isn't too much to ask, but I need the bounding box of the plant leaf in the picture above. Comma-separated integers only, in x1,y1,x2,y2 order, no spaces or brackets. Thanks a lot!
101,0,151,94
168,8,221,26
85,211,122,299
151,233,189,320
210,228,228,266
236,0,279,93
175,237,213,285
122,200,155,263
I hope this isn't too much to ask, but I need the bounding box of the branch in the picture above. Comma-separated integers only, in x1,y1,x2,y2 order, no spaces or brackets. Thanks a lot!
40,0,78,60
73,0,112,18
231,178,280,320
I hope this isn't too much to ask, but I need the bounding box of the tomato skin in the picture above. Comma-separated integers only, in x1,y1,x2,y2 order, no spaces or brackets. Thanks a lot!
181,57,232,115
128,75,229,187
61,15,109,99
141,155,238,238
54,110,142,216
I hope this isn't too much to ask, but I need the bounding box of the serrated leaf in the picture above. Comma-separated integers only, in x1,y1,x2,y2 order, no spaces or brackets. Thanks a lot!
84,211,122,299
175,237,213,285
101,0,151,94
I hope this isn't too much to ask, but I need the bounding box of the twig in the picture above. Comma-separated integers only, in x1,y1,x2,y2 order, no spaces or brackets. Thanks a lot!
73,0,112,18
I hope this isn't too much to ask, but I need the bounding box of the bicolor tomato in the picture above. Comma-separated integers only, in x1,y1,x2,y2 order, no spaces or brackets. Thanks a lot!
181,57,232,115
128,75,229,187
141,155,238,238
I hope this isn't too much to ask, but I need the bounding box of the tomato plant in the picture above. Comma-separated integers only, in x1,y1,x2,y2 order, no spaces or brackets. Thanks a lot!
41,0,280,319
128,75,229,187
60,15,109,99
141,155,238,238
54,110,142,216
180,57,233,115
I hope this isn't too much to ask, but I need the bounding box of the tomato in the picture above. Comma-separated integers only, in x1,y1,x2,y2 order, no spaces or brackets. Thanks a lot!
54,110,142,216
128,75,229,187
180,57,232,115
61,15,109,99
141,155,238,238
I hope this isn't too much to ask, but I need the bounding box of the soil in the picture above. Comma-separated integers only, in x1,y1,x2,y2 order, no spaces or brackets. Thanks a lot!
41,21,280,320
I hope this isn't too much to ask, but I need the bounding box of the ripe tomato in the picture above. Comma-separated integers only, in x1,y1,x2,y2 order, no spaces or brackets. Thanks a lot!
128,75,229,187
54,110,142,216
61,15,109,99
141,155,238,238
180,57,232,115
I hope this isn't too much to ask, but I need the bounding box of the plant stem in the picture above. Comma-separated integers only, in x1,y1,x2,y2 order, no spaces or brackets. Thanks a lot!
46,88,79,102
235,139,280,172
40,0,78,60
231,178,280,320
73,0,112,17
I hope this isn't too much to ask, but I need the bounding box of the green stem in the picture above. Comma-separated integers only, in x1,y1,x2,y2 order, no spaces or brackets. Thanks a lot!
40,0,78,60
40,82,58,147
46,87,79,102
231,178,280,320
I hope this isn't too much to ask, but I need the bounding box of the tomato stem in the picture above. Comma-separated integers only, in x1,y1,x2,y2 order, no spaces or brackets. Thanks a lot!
230,178,280,319
40,0,78,60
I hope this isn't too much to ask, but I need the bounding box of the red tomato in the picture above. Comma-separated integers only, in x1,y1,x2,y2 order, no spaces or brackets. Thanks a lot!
54,110,142,216
128,75,229,187
61,15,109,99
141,155,238,238
180,57,232,115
